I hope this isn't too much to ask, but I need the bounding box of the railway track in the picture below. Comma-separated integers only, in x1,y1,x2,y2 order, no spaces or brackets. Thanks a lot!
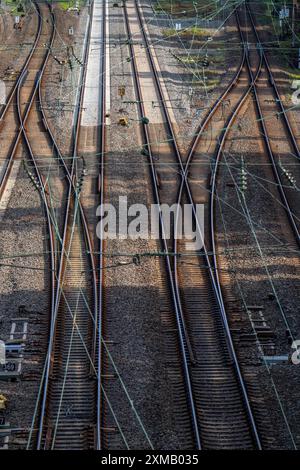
0,1,59,387
208,0,300,313
124,0,262,449
241,2,300,246
206,2,300,446
172,0,300,449
209,0,300,260
124,0,199,448
18,1,101,450
0,2,43,200
0,0,106,451
164,4,262,450
76,0,107,450
34,0,298,450
95,0,106,449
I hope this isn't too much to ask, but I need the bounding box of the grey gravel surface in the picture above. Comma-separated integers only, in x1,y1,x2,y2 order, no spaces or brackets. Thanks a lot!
0,6,38,106
42,5,89,155
0,164,49,448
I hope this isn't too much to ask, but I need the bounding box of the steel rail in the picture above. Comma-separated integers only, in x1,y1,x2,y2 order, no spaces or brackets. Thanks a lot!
174,35,246,327
208,3,300,445
11,2,62,448
209,16,263,311
184,48,246,163
134,0,234,326
35,2,98,379
239,6,300,247
96,0,106,451
124,0,201,449
208,12,265,450
171,7,262,450
37,20,98,365
135,0,263,448
0,1,43,199
0,1,42,122
17,74,56,349
2,1,57,355
130,0,197,367
246,1,300,160
15,4,57,449
171,5,247,367
35,1,97,449
174,3,248,296
173,8,247,306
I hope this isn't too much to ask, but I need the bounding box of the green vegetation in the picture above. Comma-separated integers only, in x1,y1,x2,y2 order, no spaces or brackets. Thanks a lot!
154,0,217,18
59,1,72,11
173,50,224,66
170,48,225,91
255,1,300,69
162,25,210,39
3,0,85,14
287,70,300,80
192,76,221,90
58,1,85,11
4,0,27,15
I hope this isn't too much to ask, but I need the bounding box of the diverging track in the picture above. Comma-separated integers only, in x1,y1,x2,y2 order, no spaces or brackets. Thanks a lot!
124,0,262,449
23,1,102,450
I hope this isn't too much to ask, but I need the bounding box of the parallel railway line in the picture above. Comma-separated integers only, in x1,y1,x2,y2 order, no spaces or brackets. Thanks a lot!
34,1,99,449
1,0,299,450
208,0,300,297
0,5,59,417
243,2,300,245
0,0,107,450
0,2,43,199
124,0,262,449
12,1,101,450
124,0,200,449
95,0,106,449
173,0,300,448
